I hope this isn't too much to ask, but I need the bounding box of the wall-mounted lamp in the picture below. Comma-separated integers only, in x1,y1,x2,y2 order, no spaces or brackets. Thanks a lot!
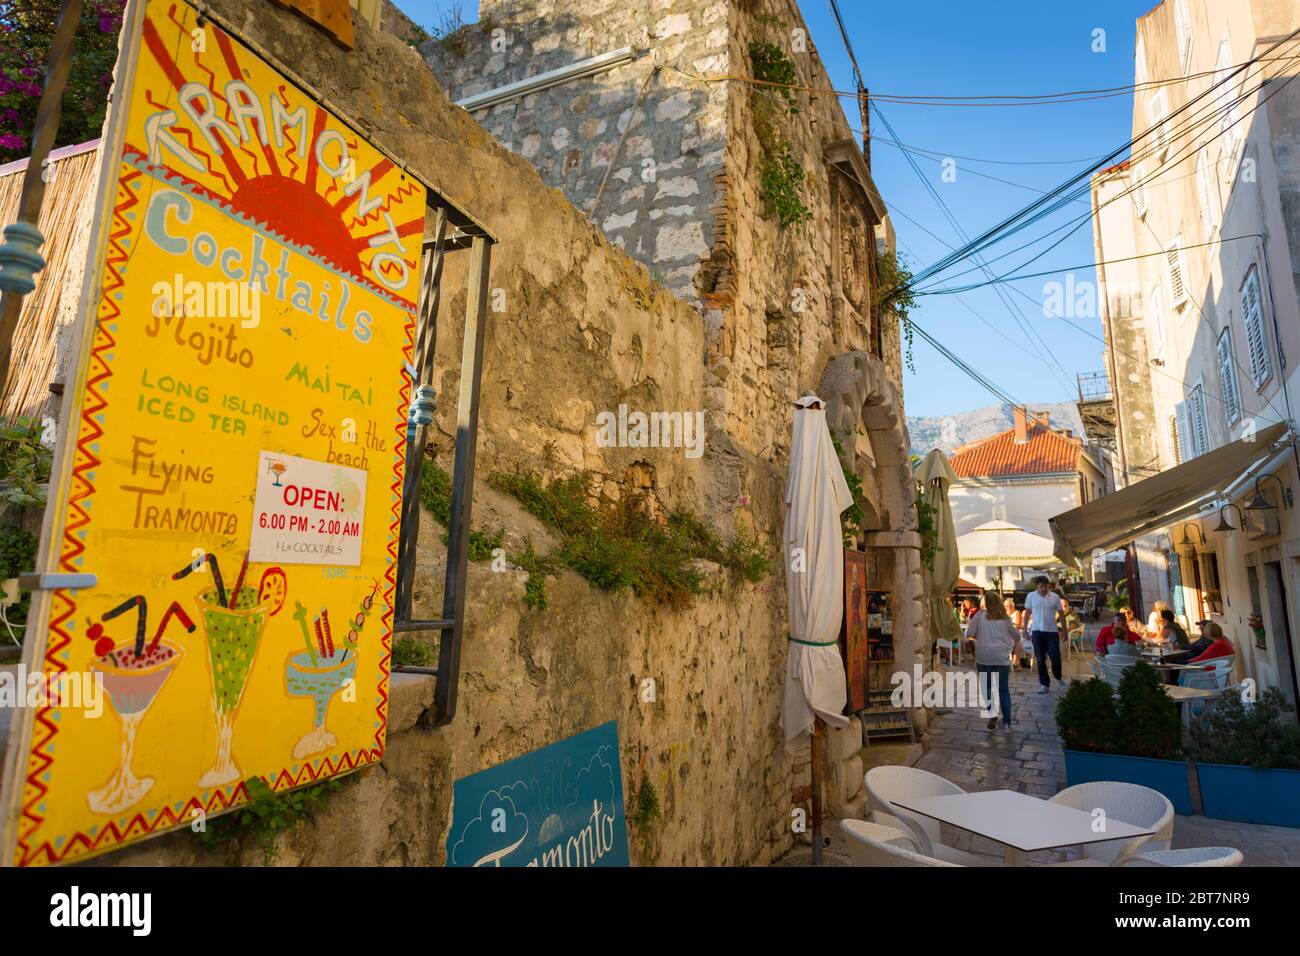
1154,533,1173,552
1245,473,1293,512
1177,522,1205,549
1213,502,1246,534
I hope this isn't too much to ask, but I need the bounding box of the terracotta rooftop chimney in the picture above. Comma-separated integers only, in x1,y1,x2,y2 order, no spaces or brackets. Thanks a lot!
1013,406,1028,444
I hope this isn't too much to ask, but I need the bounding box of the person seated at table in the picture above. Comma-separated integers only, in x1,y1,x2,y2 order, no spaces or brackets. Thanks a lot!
1147,600,1169,636
1095,613,1139,657
960,598,979,625
1158,608,1191,650
1061,600,1082,634
1120,606,1146,639
1187,622,1235,664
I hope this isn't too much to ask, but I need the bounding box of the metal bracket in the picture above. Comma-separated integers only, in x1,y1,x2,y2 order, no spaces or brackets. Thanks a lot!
17,572,97,591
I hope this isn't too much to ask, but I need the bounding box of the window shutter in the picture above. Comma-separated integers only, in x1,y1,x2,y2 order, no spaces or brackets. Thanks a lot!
1133,162,1149,219
1148,287,1166,355
1174,402,1190,463
1166,237,1188,310
1196,149,1217,237
1214,39,1242,180
1150,90,1171,158
1217,326,1242,426
1240,266,1270,388
1190,384,1209,455
1175,0,1193,73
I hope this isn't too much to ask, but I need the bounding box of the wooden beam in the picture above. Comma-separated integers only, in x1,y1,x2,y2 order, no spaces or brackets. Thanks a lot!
266,0,356,50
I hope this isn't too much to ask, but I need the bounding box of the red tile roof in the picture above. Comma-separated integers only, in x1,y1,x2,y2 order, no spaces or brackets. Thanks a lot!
950,422,1083,479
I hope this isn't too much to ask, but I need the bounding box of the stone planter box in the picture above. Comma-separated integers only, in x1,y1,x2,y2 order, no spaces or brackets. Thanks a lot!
1063,750,1194,815
1197,763,1300,828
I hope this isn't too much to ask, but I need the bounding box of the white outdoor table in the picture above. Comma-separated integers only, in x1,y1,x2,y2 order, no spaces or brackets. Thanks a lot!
893,788,1156,866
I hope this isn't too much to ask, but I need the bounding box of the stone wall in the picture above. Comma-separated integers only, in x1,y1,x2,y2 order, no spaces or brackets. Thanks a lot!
81,0,803,867
423,0,731,306
423,0,905,471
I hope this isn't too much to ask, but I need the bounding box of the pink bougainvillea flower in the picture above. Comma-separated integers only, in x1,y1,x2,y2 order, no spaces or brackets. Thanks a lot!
0,134,26,151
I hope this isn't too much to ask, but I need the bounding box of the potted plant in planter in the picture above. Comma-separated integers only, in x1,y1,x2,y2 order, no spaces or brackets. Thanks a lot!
1056,662,1193,813
1185,689,1300,827
1204,589,1224,615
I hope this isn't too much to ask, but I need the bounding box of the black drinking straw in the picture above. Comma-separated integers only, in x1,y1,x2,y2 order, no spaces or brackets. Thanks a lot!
172,554,226,608
103,595,147,658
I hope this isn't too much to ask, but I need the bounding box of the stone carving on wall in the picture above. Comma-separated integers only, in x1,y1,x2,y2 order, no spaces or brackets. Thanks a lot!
838,194,869,314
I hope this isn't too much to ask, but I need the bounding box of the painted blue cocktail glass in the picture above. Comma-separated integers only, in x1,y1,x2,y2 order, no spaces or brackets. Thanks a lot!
284,649,357,760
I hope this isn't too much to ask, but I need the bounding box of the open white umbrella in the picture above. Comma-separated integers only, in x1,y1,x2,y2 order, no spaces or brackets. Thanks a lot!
955,520,1059,566
781,395,853,865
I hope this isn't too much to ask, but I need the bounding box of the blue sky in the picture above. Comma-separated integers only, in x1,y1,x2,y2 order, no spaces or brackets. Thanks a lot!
396,0,1159,418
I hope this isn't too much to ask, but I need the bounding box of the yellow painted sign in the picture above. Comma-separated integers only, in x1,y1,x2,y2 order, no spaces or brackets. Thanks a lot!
3,0,426,865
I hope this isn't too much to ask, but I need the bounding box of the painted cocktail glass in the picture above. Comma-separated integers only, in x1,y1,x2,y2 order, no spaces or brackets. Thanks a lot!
88,641,183,814
284,649,358,759
197,586,269,788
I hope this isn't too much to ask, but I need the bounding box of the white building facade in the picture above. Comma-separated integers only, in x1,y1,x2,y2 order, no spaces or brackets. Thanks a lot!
1083,0,1300,707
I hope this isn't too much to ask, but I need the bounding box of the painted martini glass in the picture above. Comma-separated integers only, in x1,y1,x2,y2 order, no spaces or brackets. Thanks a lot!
88,640,185,814
284,586,377,760
284,648,358,759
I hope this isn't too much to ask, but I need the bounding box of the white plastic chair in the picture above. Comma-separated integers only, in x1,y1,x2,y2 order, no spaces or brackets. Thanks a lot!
1087,657,1103,680
840,819,963,867
1049,782,1173,865
1066,626,1085,659
864,766,1003,866
1099,655,1137,688
1124,846,1243,867
1179,658,1234,719
937,637,962,666
1180,658,1233,689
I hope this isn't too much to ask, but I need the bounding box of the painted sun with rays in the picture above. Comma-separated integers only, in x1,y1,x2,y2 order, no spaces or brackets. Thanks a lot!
121,1,425,305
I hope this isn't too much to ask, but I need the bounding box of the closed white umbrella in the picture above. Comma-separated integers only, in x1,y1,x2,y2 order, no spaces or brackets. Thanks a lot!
781,395,853,865
917,450,962,662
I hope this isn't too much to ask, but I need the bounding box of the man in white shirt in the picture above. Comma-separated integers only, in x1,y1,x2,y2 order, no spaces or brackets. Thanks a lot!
1024,576,1066,693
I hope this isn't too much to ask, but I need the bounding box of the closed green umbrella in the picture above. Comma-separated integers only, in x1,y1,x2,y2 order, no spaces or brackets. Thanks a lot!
916,449,962,661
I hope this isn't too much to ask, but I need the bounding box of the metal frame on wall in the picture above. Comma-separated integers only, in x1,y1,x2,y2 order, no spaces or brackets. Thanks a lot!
391,202,495,727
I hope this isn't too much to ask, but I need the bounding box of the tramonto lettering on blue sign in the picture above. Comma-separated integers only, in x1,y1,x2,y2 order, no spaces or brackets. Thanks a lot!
445,721,629,868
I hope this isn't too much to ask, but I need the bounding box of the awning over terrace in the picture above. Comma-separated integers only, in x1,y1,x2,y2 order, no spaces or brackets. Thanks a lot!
1050,422,1293,566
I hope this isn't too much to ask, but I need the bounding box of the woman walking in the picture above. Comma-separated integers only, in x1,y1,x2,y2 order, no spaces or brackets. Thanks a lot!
965,591,1021,732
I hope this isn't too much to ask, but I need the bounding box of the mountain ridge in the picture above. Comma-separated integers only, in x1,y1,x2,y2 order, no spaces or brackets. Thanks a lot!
907,401,1086,457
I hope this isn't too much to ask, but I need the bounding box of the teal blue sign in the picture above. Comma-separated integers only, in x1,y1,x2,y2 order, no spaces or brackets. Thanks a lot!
446,721,629,867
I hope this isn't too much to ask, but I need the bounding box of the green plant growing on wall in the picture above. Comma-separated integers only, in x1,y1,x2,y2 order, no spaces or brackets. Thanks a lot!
748,41,799,113
487,469,771,609
420,461,501,565
831,436,865,547
392,636,433,668
914,486,939,573
758,140,813,229
748,41,810,230
0,418,52,636
630,776,661,865
195,776,347,864
513,538,559,611
874,250,917,372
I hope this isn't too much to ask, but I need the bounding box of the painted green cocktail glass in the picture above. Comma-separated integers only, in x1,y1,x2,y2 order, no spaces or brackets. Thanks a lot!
197,586,269,788
284,649,358,760
87,641,183,814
